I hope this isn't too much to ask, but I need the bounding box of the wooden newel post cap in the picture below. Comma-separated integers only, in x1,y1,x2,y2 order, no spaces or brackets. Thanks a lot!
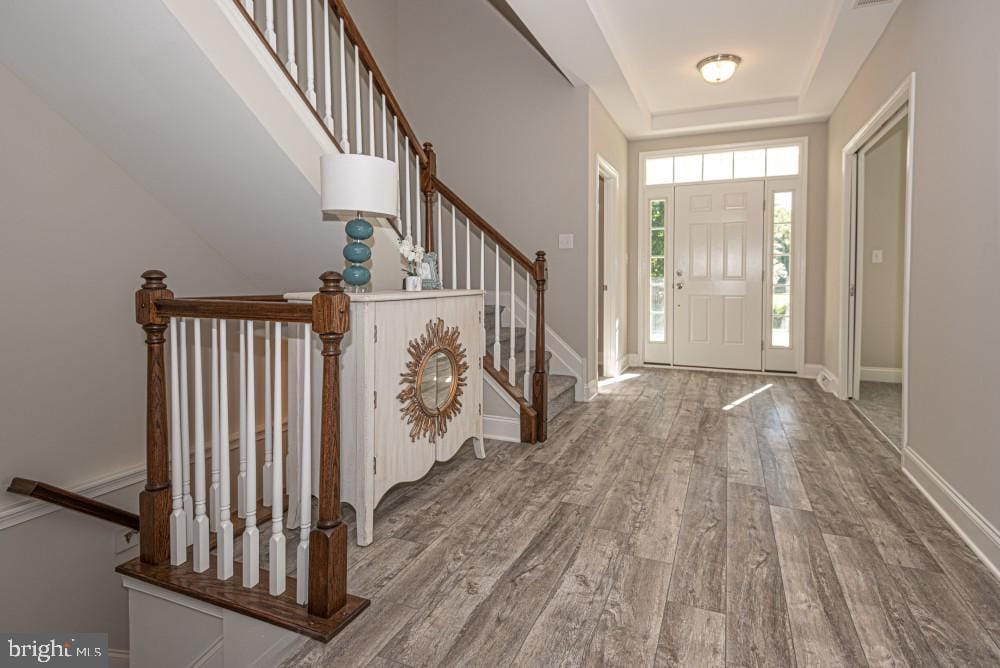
319,271,345,294
141,270,167,290
136,270,172,327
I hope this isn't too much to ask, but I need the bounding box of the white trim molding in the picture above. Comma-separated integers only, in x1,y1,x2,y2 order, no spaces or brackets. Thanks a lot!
860,366,903,383
483,415,522,443
902,448,1000,580
815,366,840,395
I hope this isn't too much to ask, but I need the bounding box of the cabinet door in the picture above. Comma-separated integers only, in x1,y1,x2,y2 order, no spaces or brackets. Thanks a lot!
373,300,436,501
435,296,482,461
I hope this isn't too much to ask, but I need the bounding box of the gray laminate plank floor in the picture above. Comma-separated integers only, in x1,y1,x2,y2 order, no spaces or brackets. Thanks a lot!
282,369,1000,667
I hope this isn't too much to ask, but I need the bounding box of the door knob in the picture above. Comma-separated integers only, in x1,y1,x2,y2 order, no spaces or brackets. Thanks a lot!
676,282,684,290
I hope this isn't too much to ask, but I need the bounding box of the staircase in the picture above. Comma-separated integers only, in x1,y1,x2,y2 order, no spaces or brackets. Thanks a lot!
484,305,577,422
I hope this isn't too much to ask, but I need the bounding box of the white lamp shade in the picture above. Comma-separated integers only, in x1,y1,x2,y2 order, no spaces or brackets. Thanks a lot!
320,153,399,218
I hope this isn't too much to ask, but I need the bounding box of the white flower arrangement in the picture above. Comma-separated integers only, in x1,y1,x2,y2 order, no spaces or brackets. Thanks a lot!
398,235,425,276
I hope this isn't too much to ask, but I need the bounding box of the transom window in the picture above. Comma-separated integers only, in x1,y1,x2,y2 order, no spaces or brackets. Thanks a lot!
645,145,801,186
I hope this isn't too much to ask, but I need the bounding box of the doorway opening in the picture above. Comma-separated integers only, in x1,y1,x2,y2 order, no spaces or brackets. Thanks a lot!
840,73,914,453
638,139,807,373
595,156,624,388
849,110,909,448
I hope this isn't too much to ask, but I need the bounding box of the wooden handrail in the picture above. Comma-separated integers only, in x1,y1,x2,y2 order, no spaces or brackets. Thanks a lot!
154,298,313,323
432,176,535,271
7,477,140,531
327,0,427,163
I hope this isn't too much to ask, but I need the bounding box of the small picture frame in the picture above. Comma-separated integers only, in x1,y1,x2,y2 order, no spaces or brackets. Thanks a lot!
420,251,442,290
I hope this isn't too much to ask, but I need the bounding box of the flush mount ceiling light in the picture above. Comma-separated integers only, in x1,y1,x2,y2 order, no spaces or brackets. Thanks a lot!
697,54,742,84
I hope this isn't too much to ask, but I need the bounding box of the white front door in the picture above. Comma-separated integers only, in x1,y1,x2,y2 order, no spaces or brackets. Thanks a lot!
673,181,765,370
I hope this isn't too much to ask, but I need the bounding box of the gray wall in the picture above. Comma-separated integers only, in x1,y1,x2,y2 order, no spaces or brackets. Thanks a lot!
628,122,829,363
347,0,591,360
860,118,907,371
824,0,1000,528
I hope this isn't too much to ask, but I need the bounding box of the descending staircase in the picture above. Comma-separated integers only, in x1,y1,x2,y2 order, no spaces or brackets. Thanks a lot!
484,305,577,422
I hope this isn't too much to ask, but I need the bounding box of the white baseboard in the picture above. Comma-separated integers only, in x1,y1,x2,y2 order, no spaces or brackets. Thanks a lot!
815,366,840,396
902,448,1000,580
861,366,903,383
801,363,823,378
483,415,522,443
627,353,641,368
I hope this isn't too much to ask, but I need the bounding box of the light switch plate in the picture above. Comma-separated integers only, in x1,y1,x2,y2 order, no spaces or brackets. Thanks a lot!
872,249,883,264
558,234,574,249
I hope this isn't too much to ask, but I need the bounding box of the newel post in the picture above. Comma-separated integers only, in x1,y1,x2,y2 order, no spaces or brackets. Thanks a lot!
308,271,351,617
532,252,549,442
421,142,437,252
135,270,174,564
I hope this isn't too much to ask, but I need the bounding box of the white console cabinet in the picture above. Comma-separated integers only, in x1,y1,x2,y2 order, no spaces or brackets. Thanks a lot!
286,289,484,546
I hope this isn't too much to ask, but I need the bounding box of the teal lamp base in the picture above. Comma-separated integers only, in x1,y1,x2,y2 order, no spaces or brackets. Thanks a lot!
344,217,374,288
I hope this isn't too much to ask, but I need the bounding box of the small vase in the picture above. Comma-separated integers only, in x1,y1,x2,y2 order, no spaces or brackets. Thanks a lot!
404,275,422,292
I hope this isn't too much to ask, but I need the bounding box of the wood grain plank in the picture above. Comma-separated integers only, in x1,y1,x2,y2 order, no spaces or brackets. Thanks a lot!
726,483,794,667
631,448,694,563
789,438,871,539
515,528,625,666
655,601,725,668
725,415,764,487
824,534,936,667
584,554,671,667
436,502,594,667
889,564,1000,666
770,506,867,666
668,464,727,613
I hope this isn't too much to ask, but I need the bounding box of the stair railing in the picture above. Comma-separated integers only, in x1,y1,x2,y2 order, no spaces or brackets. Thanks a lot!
122,269,367,640
233,0,549,441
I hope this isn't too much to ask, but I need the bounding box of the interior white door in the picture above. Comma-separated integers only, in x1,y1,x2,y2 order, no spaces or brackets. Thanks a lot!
673,181,765,370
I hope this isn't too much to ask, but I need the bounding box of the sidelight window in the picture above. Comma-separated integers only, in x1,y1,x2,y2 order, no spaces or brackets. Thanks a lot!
649,199,667,342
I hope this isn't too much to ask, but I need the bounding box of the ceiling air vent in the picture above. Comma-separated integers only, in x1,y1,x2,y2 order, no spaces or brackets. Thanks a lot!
853,0,893,7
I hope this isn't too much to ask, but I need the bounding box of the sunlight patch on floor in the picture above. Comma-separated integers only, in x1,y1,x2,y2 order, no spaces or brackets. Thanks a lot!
722,383,773,411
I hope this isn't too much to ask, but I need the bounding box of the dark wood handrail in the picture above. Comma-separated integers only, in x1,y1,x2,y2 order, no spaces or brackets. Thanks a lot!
7,477,140,531
154,298,313,323
327,0,427,163
432,176,535,271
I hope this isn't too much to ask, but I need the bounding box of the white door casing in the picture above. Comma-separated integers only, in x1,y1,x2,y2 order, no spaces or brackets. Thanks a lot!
673,181,765,371
597,155,624,377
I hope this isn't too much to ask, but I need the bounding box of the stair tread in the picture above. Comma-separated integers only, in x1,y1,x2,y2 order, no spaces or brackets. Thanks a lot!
548,374,576,397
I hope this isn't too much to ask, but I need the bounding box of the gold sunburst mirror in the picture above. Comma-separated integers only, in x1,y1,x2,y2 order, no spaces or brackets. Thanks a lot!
398,318,469,442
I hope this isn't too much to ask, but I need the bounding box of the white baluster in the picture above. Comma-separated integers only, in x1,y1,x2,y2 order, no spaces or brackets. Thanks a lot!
217,320,234,580
493,244,501,369
465,216,471,288
237,321,247,518
436,198,443,286
338,18,349,152
321,0,333,129
244,0,256,19
285,0,298,80
261,1,274,49
243,321,260,587
480,233,486,361
263,323,273,507
296,324,312,605
179,319,193,542
269,322,286,595
354,45,361,153
381,94,387,159
524,272,531,399
192,320,210,572
404,149,411,238
304,0,316,105
451,206,457,288
368,70,375,156
509,256,516,378
210,320,221,531
393,115,399,163
416,158,422,248
169,318,187,566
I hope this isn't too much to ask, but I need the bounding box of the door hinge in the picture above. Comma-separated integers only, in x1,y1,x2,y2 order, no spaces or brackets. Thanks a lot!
374,390,378,409
849,284,856,297
478,357,482,369
374,325,378,343
479,310,482,323
374,457,377,475
479,403,482,416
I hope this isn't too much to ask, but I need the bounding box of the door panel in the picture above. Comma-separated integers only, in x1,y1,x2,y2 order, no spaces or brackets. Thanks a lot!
674,182,764,370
